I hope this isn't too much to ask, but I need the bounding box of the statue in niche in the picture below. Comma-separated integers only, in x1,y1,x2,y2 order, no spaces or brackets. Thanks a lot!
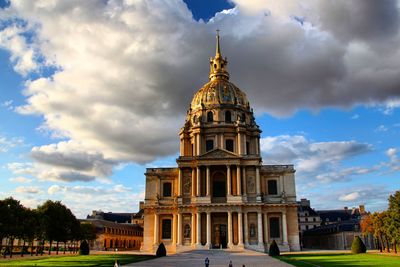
247,176,255,193
183,176,191,195
250,224,256,237
207,88,216,102
184,224,191,238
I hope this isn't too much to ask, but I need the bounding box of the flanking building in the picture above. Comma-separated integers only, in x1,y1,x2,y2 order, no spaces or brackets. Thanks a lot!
142,33,300,254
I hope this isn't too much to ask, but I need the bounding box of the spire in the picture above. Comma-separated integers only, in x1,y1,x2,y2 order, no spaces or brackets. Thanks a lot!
209,30,229,81
216,29,221,57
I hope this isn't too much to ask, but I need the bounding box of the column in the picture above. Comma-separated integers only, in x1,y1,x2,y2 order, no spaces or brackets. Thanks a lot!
256,166,261,200
242,167,247,195
263,213,268,244
257,212,264,245
196,167,201,196
238,133,242,155
178,168,182,196
191,168,196,197
238,212,243,246
255,137,260,155
177,213,182,245
236,165,241,195
219,134,223,149
227,211,233,247
244,212,249,245
282,212,288,244
153,213,159,245
196,133,201,155
206,212,211,247
191,213,196,245
196,213,201,246
172,214,177,245
227,165,231,196
206,166,210,196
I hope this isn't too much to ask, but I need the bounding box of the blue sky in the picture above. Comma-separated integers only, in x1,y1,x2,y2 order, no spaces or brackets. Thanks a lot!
0,0,399,218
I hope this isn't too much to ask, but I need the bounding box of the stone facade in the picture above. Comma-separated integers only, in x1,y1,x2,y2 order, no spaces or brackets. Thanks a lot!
142,33,300,254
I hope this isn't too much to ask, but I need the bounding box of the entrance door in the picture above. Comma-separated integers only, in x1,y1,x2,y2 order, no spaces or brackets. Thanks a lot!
213,224,227,248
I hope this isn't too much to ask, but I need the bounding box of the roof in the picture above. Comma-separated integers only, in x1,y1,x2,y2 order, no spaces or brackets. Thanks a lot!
298,205,318,216
303,220,360,236
87,211,135,223
132,209,144,219
81,219,143,231
317,209,361,222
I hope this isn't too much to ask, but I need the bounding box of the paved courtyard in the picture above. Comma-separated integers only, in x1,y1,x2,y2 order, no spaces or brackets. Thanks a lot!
125,249,293,267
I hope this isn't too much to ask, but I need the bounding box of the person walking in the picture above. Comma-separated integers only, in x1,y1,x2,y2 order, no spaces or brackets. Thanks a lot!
205,257,210,267
229,260,233,267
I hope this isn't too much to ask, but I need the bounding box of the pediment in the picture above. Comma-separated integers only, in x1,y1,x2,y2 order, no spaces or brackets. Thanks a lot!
200,148,240,159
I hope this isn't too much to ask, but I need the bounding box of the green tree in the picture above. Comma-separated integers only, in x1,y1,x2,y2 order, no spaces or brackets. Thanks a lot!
0,197,26,258
351,236,367,254
37,200,79,255
79,222,97,242
387,191,400,253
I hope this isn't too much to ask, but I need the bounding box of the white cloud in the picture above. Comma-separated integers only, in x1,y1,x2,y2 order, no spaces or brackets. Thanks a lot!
0,135,24,152
15,186,40,194
386,147,400,171
260,135,372,174
375,125,388,132
9,176,32,183
339,191,360,201
350,114,359,120
0,0,400,187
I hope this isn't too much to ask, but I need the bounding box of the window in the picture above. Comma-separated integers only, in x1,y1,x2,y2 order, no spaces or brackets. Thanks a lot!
313,218,316,222
225,110,232,122
207,111,213,122
246,141,250,155
163,182,172,197
267,180,278,195
269,217,280,238
225,139,234,152
241,113,246,122
206,139,214,152
306,225,309,230
162,219,172,239
305,218,308,222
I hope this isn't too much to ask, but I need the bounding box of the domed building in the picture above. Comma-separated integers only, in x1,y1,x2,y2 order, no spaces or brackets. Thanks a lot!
142,33,300,253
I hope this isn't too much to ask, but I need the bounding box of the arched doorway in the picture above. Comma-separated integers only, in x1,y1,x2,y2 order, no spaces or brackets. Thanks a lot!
212,171,226,202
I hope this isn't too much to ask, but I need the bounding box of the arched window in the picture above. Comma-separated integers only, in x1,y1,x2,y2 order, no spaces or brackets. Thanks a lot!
225,111,232,122
207,111,213,122
241,113,246,122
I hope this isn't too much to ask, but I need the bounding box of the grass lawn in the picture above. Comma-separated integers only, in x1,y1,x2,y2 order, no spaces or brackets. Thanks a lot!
277,253,400,267
0,254,155,266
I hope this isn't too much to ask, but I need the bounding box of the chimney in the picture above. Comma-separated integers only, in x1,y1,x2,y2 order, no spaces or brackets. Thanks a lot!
344,207,348,212
139,201,145,210
359,204,365,214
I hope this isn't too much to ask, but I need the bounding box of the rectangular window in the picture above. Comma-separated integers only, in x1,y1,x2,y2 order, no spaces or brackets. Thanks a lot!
267,180,278,195
162,219,172,239
246,141,250,155
225,139,234,152
206,139,214,152
163,182,172,197
269,217,280,238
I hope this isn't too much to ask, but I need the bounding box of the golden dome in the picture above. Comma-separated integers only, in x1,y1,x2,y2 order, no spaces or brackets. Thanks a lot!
190,31,250,111
191,78,249,111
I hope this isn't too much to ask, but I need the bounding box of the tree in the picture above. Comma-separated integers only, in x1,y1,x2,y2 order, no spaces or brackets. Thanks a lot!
37,200,79,255
371,212,386,252
79,240,90,255
387,191,400,253
268,240,280,256
79,223,97,242
0,197,26,258
156,243,166,257
360,214,374,236
351,236,367,254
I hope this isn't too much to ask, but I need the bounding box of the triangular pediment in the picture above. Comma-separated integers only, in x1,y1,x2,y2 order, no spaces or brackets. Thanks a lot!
200,148,240,159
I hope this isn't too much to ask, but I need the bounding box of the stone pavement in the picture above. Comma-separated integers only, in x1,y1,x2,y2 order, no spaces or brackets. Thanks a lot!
125,249,293,267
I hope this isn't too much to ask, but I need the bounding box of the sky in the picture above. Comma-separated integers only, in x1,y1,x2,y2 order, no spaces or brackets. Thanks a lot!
0,0,399,218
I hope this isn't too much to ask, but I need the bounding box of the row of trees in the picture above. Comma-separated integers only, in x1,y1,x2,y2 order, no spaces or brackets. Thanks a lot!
0,197,96,258
360,191,400,253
